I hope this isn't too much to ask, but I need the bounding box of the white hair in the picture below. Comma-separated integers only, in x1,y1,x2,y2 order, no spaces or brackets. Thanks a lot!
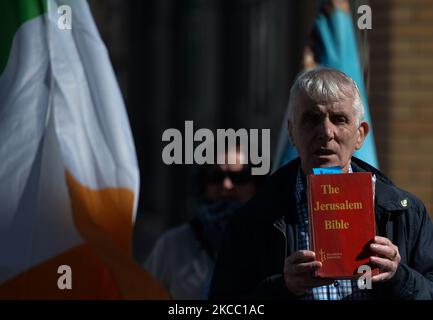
287,67,364,126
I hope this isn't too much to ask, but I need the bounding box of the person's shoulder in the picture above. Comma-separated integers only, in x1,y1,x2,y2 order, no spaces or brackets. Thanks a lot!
153,223,196,248
352,157,427,213
268,157,300,185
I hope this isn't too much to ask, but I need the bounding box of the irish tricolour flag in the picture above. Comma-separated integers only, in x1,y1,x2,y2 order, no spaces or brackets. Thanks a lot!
0,0,168,299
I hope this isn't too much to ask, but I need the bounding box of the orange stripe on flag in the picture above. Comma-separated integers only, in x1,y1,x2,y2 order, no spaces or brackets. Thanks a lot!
65,170,135,255
65,170,170,299
0,171,169,299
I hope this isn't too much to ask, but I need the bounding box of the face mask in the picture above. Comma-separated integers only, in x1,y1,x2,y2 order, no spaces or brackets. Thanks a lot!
195,200,242,255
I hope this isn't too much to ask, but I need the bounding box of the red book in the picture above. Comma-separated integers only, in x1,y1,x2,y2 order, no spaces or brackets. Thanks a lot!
307,172,378,279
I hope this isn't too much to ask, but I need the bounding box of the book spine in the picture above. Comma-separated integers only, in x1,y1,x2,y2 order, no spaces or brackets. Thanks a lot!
306,175,318,277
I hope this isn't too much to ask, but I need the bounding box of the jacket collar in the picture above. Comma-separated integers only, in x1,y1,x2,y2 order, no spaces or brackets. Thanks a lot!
349,157,410,212
262,158,299,224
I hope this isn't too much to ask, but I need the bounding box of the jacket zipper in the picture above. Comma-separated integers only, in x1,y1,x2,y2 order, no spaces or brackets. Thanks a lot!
273,219,288,261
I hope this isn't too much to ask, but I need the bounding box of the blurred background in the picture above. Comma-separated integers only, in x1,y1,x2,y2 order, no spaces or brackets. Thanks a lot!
86,0,433,264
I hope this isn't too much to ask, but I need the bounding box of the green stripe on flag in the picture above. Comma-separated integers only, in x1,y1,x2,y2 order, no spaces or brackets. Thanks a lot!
0,0,47,75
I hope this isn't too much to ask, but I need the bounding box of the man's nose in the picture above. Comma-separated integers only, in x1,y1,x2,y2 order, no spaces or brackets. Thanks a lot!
318,118,335,141
223,176,234,190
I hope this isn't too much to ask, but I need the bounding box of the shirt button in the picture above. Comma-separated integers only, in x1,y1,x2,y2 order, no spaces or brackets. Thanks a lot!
333,281,340,287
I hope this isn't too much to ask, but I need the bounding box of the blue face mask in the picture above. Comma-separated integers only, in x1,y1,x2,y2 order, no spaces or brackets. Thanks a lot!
196,200,242,256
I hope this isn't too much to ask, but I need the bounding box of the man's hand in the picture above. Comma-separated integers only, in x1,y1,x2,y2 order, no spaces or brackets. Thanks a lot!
370,236,401,283
283,250,334,295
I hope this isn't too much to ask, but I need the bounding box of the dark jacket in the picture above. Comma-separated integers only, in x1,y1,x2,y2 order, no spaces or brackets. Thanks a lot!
209,157,433,300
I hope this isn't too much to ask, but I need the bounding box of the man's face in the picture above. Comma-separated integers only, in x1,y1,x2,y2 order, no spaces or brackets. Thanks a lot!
288,93,369,174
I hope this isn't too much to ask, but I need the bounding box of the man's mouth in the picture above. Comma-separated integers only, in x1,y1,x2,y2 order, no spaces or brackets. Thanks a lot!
314,148,336,156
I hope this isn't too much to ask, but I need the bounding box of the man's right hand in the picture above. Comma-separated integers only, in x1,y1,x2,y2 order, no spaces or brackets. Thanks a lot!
283,250,334,296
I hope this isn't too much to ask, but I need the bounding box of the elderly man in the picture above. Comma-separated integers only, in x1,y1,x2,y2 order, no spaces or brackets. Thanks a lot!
209,68,433,300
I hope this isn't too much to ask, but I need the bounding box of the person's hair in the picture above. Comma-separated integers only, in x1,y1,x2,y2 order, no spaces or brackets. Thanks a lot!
287,67,364,126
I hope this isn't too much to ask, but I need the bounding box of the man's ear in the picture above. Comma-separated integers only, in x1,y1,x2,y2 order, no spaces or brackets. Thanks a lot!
355,121,369,150
288,120,294,144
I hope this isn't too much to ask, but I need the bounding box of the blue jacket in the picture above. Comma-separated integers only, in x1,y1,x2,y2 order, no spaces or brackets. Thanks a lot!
209,157,433,299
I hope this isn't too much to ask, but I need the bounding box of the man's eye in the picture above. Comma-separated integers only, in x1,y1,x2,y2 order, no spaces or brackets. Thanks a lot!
333,115,347,124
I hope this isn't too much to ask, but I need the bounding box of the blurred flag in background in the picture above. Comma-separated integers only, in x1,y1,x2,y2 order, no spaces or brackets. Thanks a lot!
0,0,168,299
273,0,378,172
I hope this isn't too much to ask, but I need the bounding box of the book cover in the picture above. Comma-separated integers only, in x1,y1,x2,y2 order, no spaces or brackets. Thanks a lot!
307,172,378,279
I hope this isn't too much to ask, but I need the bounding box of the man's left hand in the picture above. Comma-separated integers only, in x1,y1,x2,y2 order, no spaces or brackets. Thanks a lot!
369,236,401,282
